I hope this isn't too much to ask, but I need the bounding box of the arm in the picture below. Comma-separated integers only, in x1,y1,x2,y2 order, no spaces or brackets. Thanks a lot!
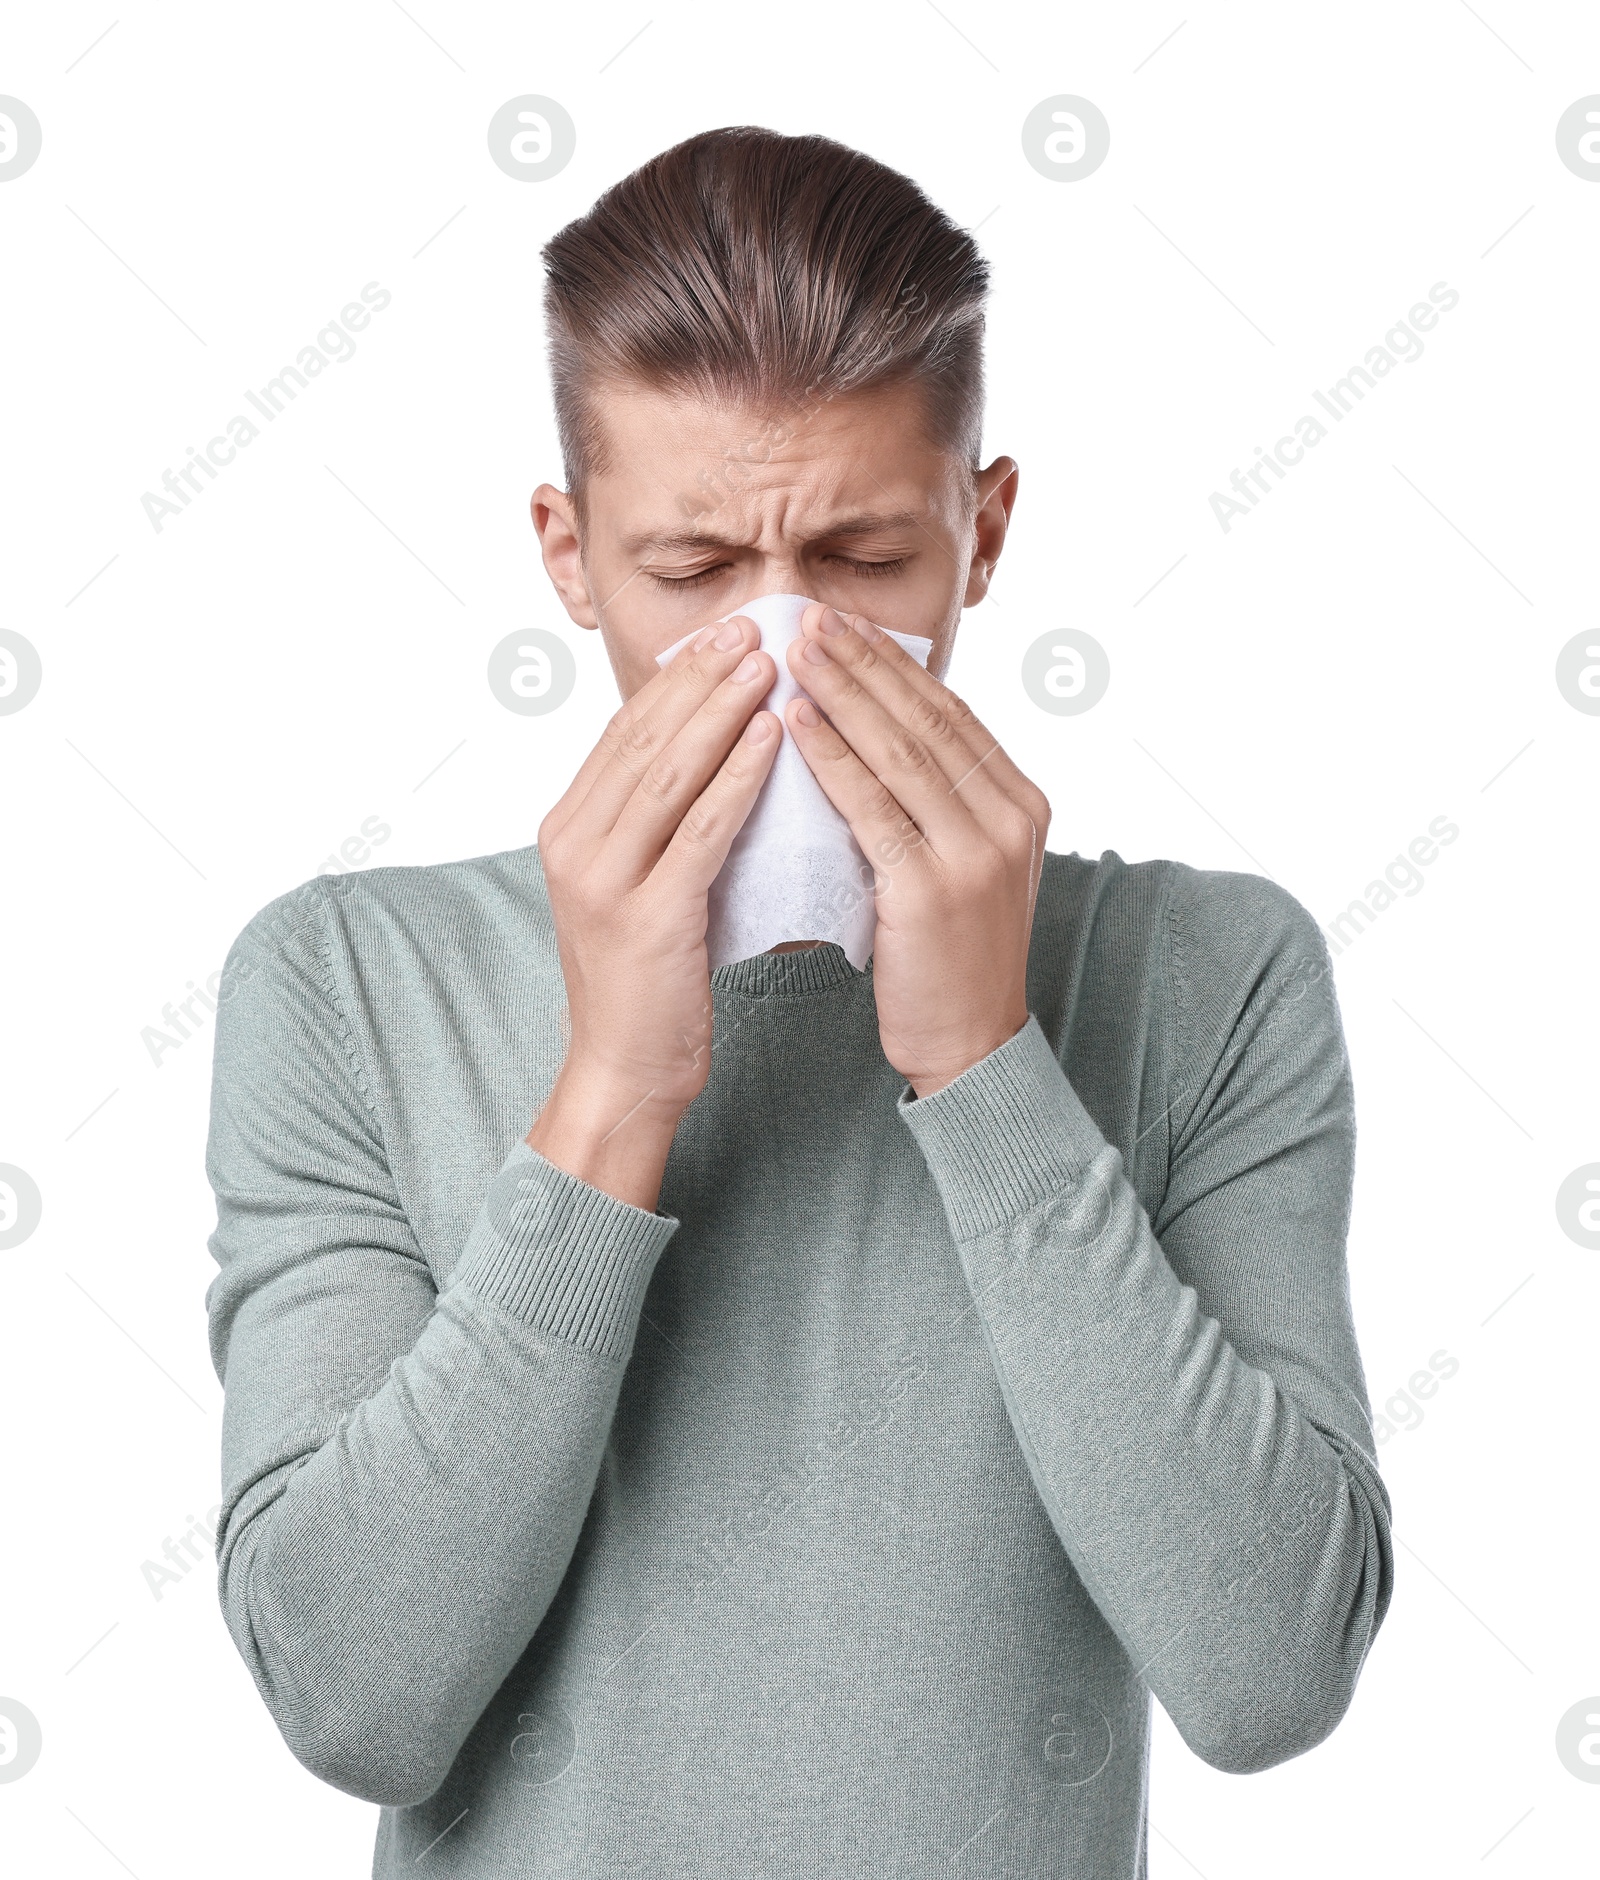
206,619,784,1806
205,883,677,1808
895,868,1393,1774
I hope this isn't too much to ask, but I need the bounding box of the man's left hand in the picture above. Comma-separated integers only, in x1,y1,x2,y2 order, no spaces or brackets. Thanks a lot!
784,604,1050,1098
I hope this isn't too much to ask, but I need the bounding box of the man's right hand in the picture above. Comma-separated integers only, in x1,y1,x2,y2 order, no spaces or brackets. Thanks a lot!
526,613,778,1210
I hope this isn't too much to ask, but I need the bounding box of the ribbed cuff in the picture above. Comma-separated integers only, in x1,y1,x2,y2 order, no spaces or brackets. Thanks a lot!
895,1013,1107,1241
450,1142,679,1360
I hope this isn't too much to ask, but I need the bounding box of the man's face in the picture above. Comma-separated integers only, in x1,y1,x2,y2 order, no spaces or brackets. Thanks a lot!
532,379,1017,697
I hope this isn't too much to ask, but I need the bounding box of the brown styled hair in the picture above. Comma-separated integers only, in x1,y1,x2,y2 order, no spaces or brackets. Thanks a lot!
540,126,989,516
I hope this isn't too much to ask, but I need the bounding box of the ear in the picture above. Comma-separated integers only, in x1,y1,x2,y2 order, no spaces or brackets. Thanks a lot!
531,484,600,630
963,456,1019,608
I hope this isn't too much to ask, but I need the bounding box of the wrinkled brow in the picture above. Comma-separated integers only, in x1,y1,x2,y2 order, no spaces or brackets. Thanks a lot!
620,510,927,556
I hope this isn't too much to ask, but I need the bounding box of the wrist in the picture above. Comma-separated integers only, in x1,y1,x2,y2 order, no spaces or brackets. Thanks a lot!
527,1059,686,1212
905,1010,1029,1101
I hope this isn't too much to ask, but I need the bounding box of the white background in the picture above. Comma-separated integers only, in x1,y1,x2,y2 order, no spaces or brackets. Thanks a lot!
3,2,1596,1873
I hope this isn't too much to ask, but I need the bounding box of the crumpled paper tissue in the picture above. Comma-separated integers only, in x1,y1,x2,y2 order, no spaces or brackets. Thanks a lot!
654,592,933,970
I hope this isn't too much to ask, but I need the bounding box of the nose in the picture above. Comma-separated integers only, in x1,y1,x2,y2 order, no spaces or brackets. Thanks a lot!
742,556,809,603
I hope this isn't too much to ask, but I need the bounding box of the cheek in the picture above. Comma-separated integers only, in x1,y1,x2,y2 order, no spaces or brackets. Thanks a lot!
600,600,697,700
836,560,965,640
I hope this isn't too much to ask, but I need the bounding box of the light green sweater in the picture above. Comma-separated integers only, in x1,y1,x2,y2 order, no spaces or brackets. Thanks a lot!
204,844,1391,1878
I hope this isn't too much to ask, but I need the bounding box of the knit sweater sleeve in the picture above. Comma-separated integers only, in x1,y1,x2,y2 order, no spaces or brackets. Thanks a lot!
203,880,677,1808
894,864,1393,1775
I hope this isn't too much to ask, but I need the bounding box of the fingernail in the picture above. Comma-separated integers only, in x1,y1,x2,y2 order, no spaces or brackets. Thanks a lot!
794,698,821,726
714,618,747,650
848,614,882,642
731,651,764,682
742,712,773,743
802,638,831,665
817,607,848,635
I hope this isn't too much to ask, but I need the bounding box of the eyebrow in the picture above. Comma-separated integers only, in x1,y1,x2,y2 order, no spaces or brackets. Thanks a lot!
619,510,927,556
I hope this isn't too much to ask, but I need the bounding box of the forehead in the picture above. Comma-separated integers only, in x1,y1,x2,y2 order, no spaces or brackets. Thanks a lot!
582,378,964,545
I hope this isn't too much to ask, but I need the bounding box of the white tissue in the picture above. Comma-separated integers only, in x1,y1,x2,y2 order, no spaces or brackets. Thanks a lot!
654,593,933,971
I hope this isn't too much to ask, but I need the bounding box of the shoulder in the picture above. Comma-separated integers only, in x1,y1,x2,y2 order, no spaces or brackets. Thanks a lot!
225,846,549,962
1030,848,1340,1111
1159,862,1337,1062
1156,863,1349,1159
1163,861,1329,1002
1032,849,1323,987
221,842,556,988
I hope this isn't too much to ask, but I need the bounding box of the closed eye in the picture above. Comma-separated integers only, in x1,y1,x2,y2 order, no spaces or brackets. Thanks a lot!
826,555,910,578
642,553,911,591
643,563,732,592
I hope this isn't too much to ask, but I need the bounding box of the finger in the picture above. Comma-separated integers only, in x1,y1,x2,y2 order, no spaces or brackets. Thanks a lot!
553,617,764,850
542,620,735,843
782,691,935,880
800,604,1047,821
601,645,779,880
540,624,724,845
789,686,1049,998
652,708,782,899
786,616,1006,855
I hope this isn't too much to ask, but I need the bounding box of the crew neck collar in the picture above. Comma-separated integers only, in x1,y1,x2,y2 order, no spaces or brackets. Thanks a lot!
711,942,867,997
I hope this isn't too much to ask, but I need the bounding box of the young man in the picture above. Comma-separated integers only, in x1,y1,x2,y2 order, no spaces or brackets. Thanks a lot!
205,128,1392,1877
